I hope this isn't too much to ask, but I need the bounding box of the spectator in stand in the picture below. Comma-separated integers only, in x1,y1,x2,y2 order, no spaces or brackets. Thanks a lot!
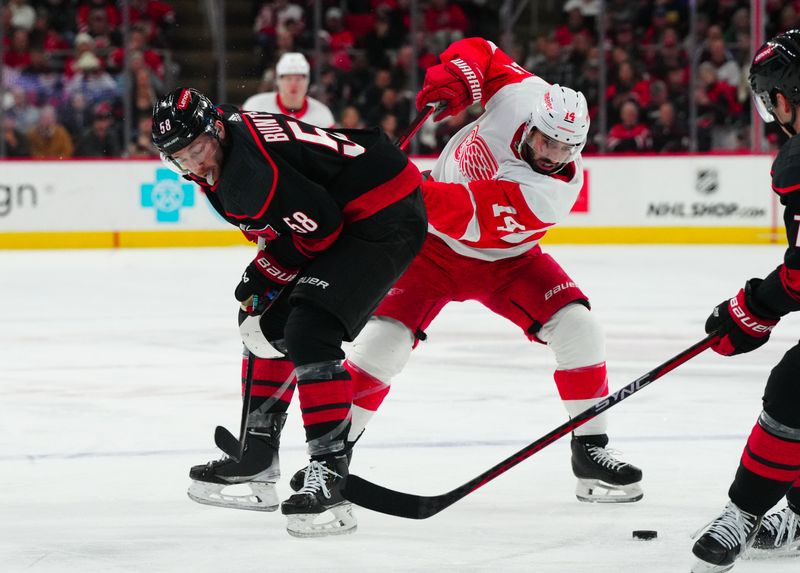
339,106,363,129
357,67,393,119
561,30,592,88
563,0,600,20
84,6,121,50
324,7,355,54
128,113,159,157
611,20,643,66
703,37,741,88
607,100,651,153
434,107,470,151
4,28,33,70
64,51,120,107
360,12,397,69
665,65,690,121
75,102,121,157
3,113,31,157
8,0,36,32
77,0,121,34
26,105,74,159
696,61,743,149
554,8,592,48
379,112,399,140
65,33,101,80
40,0,78,44
425,0,468,36
650,101,688,152
524,36,567,88
606,60,651,123
130,0,176,48
242,52,335,127
15,49,62,104
649,27,688,80
109,24,164,78
8,86,39,133
59,91,93,139
29,9,72,55
127,54,163,120
643,80,669,126
365,87,411,130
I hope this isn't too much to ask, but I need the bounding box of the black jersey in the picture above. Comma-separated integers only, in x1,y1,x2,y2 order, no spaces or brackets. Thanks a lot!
187,107,421,271
753,135,800,315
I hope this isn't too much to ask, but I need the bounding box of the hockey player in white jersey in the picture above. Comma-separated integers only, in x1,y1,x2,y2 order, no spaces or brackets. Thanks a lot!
293,37,644,503
242,52,335,127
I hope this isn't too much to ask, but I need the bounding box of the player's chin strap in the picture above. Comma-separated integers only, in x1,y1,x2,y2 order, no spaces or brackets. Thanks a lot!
781,105,798,135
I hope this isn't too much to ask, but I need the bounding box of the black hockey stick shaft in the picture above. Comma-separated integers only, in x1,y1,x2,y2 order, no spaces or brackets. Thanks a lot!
395,102,444,151
214,237,267,462
343,333,719,519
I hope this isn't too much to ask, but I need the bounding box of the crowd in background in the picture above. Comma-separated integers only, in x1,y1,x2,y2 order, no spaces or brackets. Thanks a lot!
1,0,796,158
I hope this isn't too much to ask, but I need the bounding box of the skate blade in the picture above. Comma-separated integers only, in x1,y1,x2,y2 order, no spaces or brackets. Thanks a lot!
187,480,279,512
746,543,800,560
575,479,643,503
690,557,735,573
285,502,357,538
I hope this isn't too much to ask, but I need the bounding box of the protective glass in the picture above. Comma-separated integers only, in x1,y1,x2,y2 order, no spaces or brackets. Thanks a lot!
753,91,777,123
167,135,215,173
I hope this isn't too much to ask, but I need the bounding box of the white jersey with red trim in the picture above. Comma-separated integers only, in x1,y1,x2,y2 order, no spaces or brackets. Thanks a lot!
241,92,336,128
426,38,584,262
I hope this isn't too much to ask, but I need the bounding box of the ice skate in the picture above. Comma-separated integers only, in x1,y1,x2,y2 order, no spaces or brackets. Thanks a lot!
570,434,643,503
289,449,353,492
281,452,357,538
691,502,761,573
748,503,800,558
187,413,285,511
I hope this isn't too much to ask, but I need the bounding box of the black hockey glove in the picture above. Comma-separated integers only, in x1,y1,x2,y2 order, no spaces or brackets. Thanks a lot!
705,279,780,356
235,250,299,315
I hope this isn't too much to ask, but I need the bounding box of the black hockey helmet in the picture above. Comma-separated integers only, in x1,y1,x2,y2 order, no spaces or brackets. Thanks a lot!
749,29,800,127
151,87,221,155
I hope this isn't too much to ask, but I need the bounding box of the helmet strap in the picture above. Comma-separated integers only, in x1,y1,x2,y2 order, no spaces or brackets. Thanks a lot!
781,105,798,136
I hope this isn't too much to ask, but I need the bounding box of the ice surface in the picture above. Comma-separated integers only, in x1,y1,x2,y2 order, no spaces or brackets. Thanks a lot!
2,245,798,572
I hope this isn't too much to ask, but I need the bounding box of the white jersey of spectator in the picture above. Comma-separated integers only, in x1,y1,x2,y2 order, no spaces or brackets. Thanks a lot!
242,52,335,128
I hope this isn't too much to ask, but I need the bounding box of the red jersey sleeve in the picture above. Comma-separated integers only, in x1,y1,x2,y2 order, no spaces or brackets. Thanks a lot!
422,179,554,246
439,37,534,105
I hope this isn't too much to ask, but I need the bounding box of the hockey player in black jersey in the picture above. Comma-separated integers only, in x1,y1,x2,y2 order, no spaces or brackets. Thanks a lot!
151,87,427,537
691,30,800,573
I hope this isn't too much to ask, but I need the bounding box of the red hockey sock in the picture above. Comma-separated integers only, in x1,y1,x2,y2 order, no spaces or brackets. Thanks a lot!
243,355,296,410
298,367,353,443
347,360,390,412
553,362,609,400
741,422,800,483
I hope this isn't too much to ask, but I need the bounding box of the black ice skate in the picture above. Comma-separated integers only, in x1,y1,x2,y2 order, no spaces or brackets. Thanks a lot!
281,452,357,538
570,434,643,503
289,449,353,492
749,502,800,558
691,502,762,573
187,413,286,511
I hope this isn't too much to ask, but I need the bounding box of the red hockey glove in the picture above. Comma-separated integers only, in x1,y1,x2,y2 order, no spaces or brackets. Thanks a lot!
416,58,484,121
705,279,780,356
235,250,299,314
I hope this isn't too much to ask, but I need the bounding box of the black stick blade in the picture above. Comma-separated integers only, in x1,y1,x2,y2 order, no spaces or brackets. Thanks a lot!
214,425,242,462
342,475,451,519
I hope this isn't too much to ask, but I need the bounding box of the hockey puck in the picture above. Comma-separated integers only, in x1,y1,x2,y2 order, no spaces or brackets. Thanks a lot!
632,530,657,540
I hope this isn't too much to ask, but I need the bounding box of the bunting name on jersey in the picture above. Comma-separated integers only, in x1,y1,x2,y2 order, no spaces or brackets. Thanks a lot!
245,112,290,142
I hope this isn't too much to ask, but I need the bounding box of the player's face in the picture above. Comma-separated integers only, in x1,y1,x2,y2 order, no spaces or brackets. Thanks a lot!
171,133,223,185
526,130,578,173
278,74,309,98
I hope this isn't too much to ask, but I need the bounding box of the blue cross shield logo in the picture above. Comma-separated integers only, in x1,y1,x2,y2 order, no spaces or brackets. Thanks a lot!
141,168,195,222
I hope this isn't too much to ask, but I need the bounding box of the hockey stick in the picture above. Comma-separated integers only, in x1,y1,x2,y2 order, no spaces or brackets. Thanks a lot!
342,333,719,519
215,237,267,462
395,102,444,151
